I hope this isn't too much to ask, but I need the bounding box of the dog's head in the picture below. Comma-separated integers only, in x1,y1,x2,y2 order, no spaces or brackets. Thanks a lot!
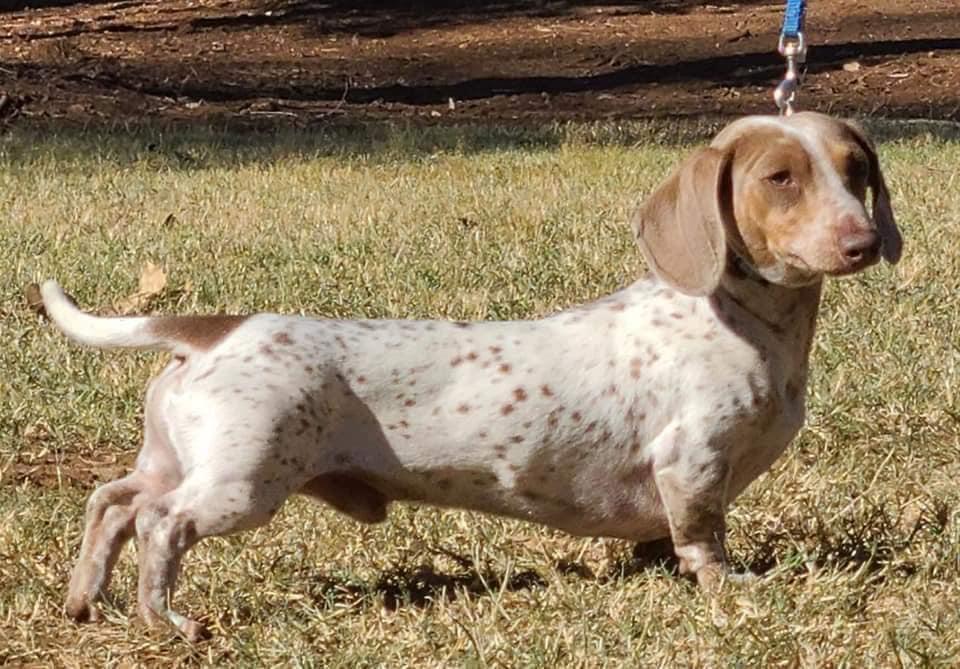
631,112,902,296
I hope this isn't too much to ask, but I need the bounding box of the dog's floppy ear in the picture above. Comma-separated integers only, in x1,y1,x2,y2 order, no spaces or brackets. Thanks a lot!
631,147,731,296
844,120,903,264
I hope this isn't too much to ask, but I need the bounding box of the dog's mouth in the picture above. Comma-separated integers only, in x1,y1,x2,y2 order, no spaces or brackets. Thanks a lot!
824,251,881,277
755,252,822,287
778,249,880,282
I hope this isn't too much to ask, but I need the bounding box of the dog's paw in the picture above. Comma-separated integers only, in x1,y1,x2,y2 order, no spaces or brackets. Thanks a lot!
724,570,758,585
695,564,758,592
179,619,210,643
65,596,102,623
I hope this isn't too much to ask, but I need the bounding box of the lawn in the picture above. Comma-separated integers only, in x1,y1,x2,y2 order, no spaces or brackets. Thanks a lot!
1,119,959,667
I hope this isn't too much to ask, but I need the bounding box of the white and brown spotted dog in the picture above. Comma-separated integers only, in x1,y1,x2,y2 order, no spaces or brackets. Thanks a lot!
42,112,901,640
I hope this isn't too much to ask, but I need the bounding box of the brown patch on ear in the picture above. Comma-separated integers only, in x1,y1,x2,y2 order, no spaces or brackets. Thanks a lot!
149,315,248,351
843,120,903,264
631,147,730,296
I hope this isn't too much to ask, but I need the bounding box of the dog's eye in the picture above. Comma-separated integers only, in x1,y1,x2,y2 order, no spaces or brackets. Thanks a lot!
766,170,794,188
847,155,869,184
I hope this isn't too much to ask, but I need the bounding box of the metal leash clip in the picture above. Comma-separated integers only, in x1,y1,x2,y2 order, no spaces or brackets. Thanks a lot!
774,31,806,115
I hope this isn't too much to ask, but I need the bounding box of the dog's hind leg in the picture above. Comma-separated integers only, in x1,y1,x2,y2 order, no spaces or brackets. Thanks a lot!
66,474,147,622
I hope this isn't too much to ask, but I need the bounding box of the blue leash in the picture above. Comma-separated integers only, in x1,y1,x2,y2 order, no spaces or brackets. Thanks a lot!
781,0,806,40
774,0,808,115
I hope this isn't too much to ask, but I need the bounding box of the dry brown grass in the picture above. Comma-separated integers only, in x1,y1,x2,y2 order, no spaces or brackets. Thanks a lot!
1,119,959,667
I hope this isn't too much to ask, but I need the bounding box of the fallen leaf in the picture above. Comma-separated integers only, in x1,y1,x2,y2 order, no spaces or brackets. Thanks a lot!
24,282,44,316
138,261,167,296
115,261,168,314
23,423,51,442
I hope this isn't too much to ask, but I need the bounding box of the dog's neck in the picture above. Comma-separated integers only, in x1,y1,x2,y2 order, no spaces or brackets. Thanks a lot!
713,260,823,369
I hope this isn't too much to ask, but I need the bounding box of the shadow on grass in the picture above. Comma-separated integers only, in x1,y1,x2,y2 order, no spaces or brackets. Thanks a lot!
599,500,951,586
0,119,717,172
309,547,547,611
304,502,942,615
310,501,952,614
731,502,950,581
4,118,958,174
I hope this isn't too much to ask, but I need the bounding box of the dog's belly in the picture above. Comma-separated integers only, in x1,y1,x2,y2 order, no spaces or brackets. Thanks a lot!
346,434,672,542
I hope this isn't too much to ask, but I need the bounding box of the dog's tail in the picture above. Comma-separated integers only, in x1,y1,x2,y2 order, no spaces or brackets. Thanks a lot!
40,280,176,351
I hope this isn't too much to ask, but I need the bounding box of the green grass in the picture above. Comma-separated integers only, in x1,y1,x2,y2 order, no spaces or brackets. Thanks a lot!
1,119,959,666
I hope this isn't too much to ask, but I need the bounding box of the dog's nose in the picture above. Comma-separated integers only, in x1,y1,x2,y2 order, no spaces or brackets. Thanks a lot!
839,229,881,265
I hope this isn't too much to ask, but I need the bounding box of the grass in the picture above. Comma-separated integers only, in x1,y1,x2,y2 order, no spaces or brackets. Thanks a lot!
1,118,959,667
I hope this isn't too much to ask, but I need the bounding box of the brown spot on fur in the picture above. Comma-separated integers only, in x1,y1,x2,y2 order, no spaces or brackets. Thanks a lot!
466,351,478,361
541,385,554,397
499,363,512,374
450,356,463,366
609,302,626,312
619,460,653,486
454,322,470,329
571,411,582,422
489,346,502,355
356,376,366,384
513,387,527,402
457,403,470,413
510,435,524,443
149,315,248,352
273,332,294,345
502,404,515,415
404,398,416,407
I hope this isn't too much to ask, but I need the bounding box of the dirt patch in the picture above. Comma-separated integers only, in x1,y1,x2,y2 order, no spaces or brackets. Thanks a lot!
5,448,132,489
1,0,958,128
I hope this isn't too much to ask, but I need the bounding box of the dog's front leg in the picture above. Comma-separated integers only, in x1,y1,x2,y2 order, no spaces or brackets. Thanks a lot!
653,456,734,591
